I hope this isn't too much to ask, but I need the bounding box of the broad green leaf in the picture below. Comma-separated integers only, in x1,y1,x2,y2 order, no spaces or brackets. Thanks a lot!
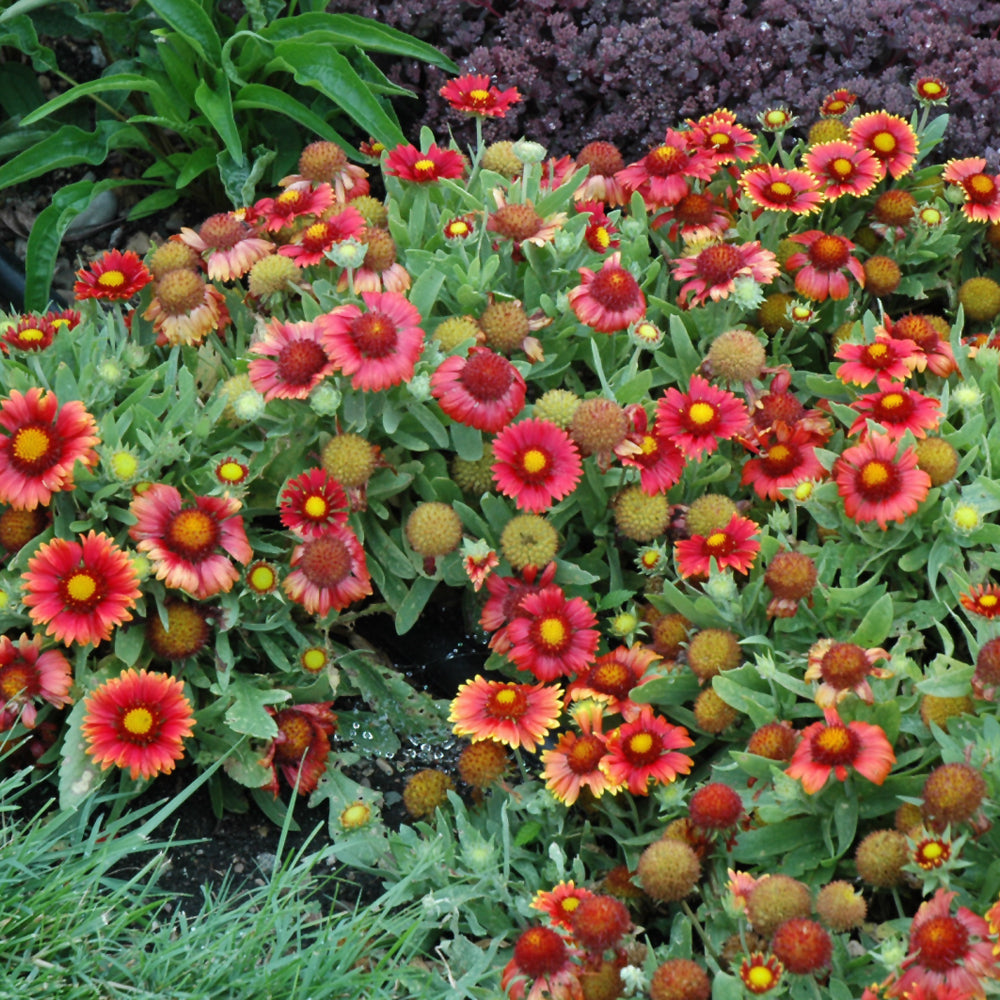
0,61,46,117
19,73,168,126
146,0,222,66
194,73,244,165
58,698,108,810
223,683,290,738
395,575,440,634
232,82,350,146
849,591,894,648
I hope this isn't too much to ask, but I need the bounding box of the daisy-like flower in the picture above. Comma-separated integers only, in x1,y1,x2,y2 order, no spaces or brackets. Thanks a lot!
671,241,779,308
531,881,597,931
786,707,895,793
0,387,100,511
129,484,252,599
142,270,231,348
449,675,562,753
23,531,140,647
259,702,337,795
279,467,349,538
506,585,600,682
252,183,336,232
888,889,998,999
652,188,732,241
685,107,758,166
3,315,56,352
617,408,686,496
82,668,195,781
317,290,424,392
277,205,367,267
741,425,826,501
541,703,619,805
501,926,582,1000
601,705,694,795
835,335,922,389
758,107,797,131
819,88,857,117
654,374,748,460
335,226,411,295
739,164,824,214
573,140,628,205
480,562,558,654
785,230,865,302
802,140,881,199
246,560,278,595
565,644,662,721
740,953,784,995
461,538,500,592
443,213,477,240
912,836,951,870
178,212,273,282
248,318,337,400
876,313,957,378
383,142,465,183
491,418,583,513
849,111,919,180
279,140,370,199
615,130,715,210
942,157,1000,224
575,200,620,254
440,73,521,117
567,251,645,333
0,633,72,730
804,637,892,708
73,249,152,301
430,346,527,432
961,582,1000,619
848,387,943,440
834,434,931,529
675,513,761,578
283,523,372,616
215,458,249,487
913,77,949,105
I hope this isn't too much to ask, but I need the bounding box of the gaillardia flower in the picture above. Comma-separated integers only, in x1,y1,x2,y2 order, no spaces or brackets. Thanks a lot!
248,319,337,400
568,251,646,333
655,375,748,460
260,702,337,795
671,241,779,308
279,467,349,538
383,142,465,183
505,585,600,681
785,231,865,301
491,418,583,513
942,156,1000,224
283,523,372,616
802,140,880,199
675,513,761,578
73,249,152,301
431,346,527,432
129,484,252,599
449,676,562,753
82,668,195,781
0,633,73,730
849,111,919,180
541,706,618,805
440,73,521,117
602,706,694,795
739,164,824,214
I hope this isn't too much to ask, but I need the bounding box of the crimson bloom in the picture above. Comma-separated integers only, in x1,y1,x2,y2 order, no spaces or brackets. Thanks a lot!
73,249,152,301
876,312,957,378
834,433,931,529
248,318,337,400
3,315,56,352
541,706,617,805
430,346,527,432
601,705,694,795
23,531,141,647
786,707,895,793
615,130,715,209
835,335,922,389
82,668,195,781
675,513,761,578
802,140,880,199
942,156,1000,224
671,241,779,308
820,88,857,116
739,164,824,214
491,418,583,513
129,484,252,599
567,251,645,333
439,74,521,117
252,183,335,232
0,387,100,511
654,374,748,460
617,408,685,495
449,675,562,753
741,424,825,501
279,468,349,538
785,230,865,301
283,524,372,616
505,585,600,682
849,111,919,180
565,644,662,721
479,562,558,655
0,633,73,730
804,637,892,708
318,290,424,392
383,142,465,183
740,953,784,995
277,205,366,266
961,583,1000,619
259,702,337,795
848,387,943,440
685,107,758,165
531,881,597,931
501,925,582,1000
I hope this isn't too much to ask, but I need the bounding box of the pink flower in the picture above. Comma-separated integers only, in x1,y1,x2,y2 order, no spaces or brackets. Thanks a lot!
491,419,583,513
248,319,337,400
654,375,748,460
505,586,600,682
567,252,645,333
430,346,526,432
671,241,779,308
675,513,761,578
785,230,865,302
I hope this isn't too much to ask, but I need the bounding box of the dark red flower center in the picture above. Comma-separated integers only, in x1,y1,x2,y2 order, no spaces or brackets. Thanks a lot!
646,144,686,176
911,915,969,971
871,391,914,423
808,235,850,271
58,567,105,614
166,508,219,561
856,458,901,500
587,660,634,699
820,643,870,689
277,338,329,384
675,192,716,226
567,733,606,774
590,266,642,309
682,400,719,433
623,729,662,766
490,204,543,242
10,424,57,473
351,313,398,358
763,179,797,204
199,213,245,251
460,351,514,401
761,442,801,476
360,228,396,271
299,536,351,587
696,243,743,285
576,141,625,176
274,711,313,762
486,685,528,720
0,662,36,702
513,926,568,978
809,724,859,766
862,342,893,368
891,315,937,350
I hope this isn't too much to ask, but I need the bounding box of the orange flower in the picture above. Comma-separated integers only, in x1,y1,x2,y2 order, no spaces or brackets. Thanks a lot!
449,675,561,753
73,249,151,301
259,702,337,795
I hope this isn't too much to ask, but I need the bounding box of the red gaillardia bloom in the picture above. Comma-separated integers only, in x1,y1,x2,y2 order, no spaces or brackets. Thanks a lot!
479,562,558,654
804,637,892,708
942,157,1000,224
279,467,349,538
531,881,597,931
383,142,465,183
820,88,858,117
430,346,527,432
283,523,372,616
671,241,779,308
449,675,562,753
741,424,826,501
785,707,895,794
277,205,367,267
82,668,195,780
73,249,152,301
4,315,56,352
835,335,922,389
0,633,73,730
439,73,521,117
23,531,141,647
739,164,824,214
505,585,600,682
652,188,732,241
143,270,230,348
565,644,661,721
834,433,931,529
248,318,337,400
501,925,581,1000
685,107,758,166
317,290,424,392
0,387,100,511
654,374,748,460
129,484,253,599
567,251,646,333
849,111,919,180
785,230,865,302
252,182,335,232
740,953,784,995
259,702,337,795
178,212,273,282
541,703,618,805
876,312,957,378
576,200,620,254
848,387,943,440
961,583,1000,619
491,418,583,513
618,408,686,496
615,129,715,210
602,705,694,795
889,889,998,999
802,140,880,199
675,512,761,578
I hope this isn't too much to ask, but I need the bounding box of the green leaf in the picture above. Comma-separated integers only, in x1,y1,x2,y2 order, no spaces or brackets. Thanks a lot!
147,0,223,66
395,575,439,634
232,82,350,145
223,683,290,738
113,623,147,667
58,698,109,810
849,591,894,648
833,795,859,854
194,73,244,165
19,72,168,126
0,61,45,117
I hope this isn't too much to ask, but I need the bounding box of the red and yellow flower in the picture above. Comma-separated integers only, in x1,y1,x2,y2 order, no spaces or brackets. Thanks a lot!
849,111,919,180
835,335,922,389
541,704,619,805
739,164,824,214
0,633,73,730
942,156,1000,224
431,346,527,432
675,512,761,578
506,585,600,682
283,524,372,616
439,74,521,117
259,702,337,795
654,375,748,460
279,467,349,538
848,387,943,440
804,638,892,708
802,140,880,199
567,251,646,333
601,705,694,795
491,418,583,513
384,142,466,183
73,249,152,301
449,675,562,753
785,230,865,302
248,318,337,400
671,240,779,308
